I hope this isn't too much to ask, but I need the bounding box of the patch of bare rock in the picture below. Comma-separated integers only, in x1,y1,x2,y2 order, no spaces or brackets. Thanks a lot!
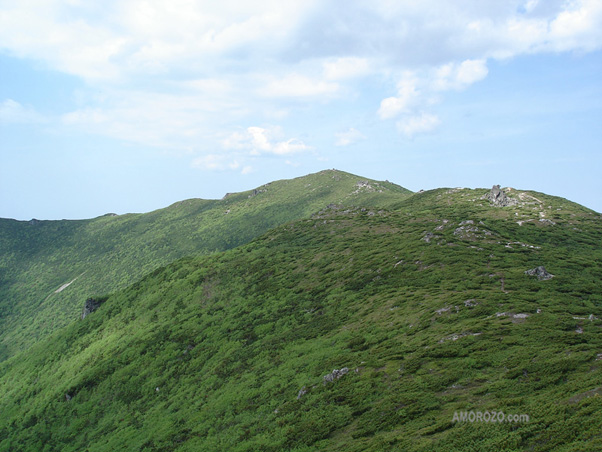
525,266,554,280
484,185,518,207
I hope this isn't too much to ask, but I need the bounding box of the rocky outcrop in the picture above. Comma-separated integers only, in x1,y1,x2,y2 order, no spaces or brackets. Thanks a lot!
247,184,270,198
323,368,349,384
81,298,105,319
485,185,517,207
525,266,554,281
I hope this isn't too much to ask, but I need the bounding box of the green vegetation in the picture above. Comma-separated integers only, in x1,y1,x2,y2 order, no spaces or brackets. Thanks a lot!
0,170,410,361
0,180,600,450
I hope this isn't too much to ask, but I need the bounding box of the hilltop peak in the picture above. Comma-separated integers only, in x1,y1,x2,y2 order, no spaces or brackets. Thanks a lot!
217,169,411,207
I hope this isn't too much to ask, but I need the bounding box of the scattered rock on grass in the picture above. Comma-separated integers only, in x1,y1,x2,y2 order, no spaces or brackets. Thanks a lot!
525,266,554,280
438,332,482,343
422,232,436,242
323,368,349,384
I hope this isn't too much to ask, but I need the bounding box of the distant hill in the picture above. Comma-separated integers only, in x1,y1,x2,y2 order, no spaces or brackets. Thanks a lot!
0,179,600,451
0,170,411,361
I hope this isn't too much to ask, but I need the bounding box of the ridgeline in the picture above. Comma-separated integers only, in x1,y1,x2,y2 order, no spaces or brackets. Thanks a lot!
0,172,601,450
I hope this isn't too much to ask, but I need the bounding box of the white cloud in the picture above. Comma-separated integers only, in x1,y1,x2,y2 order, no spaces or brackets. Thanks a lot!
1,0,602,145
191,125,311,174
272,139,312,155
548,0,602,52
335,128,366,146
223,126,312,155
3,2,601,82
58,86,248,148
183,78,232,94
260,74,339,98
247,127,273,152
62,108,108,126
323,57,372,80
378,73,421,119
378,60,487,136
0,0,315,82
0,99,45,124
433,59,489,92
397,113,441,138
191,154,241,171
523,0,540,14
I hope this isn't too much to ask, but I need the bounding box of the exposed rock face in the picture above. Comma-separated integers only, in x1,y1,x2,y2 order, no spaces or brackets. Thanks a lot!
525,266,554,281
486,185,517,207
323,368,349,384
81,298,104,319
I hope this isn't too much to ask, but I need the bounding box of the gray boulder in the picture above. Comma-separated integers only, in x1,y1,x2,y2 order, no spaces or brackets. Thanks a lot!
525,266,554,281
323,368,349,384
486,185,517,207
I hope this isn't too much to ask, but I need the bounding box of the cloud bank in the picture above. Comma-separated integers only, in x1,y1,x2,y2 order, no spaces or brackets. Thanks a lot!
1,0,601,166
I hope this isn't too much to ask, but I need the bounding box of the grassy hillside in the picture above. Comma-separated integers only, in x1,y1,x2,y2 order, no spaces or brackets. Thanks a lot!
0,170,411,361
0,185,600,451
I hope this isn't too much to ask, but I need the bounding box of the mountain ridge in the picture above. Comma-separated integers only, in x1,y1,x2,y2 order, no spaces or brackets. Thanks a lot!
0,176,600,451
0,169,411,361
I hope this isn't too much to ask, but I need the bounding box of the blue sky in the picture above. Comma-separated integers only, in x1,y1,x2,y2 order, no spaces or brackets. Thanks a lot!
1,0,601,220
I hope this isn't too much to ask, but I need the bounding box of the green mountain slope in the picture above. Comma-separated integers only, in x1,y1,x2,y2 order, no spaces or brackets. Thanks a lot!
1,184,600,451
0,170,411,361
